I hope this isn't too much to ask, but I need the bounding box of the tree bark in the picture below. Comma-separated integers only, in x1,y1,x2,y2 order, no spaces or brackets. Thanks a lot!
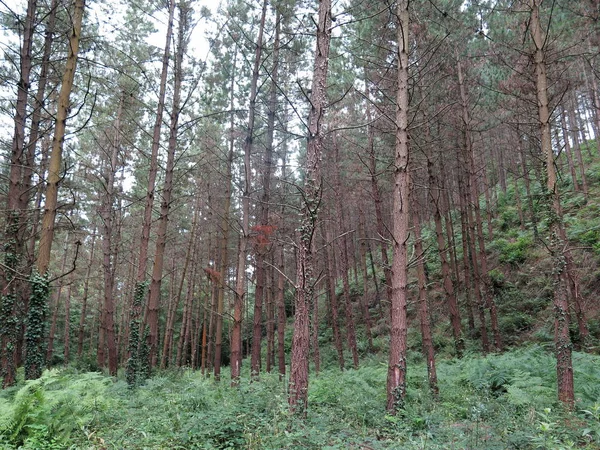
387,0,410,413
289,0,331,414
413,212,438,398
529,0,574,407
146,3,188,368
426,148,463,356
457,58,502,352
35,0,85,275
247,0,270,379
77,229,96,357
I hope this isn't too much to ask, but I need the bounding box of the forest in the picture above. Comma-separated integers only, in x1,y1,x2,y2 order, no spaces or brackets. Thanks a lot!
1,0,600,448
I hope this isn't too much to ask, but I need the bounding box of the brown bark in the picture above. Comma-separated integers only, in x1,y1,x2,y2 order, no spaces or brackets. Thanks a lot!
426,149,463,356
324,224,344,370
387,0,410,413
266,260,275,372
135,0,175,288
458,160,489,352
1,0,44,386
333,137,359,369
289,0,331,414
457,58,502,352
36,0,85,275
276,246,287,379
457,175,476,334
223,52,236,383
560,110,580,192
365,73,393,314
145,4,188,368
413,212,438,398
46,234,70,364
529,0,574,407
163,200,198,369
358,210,374,352
567,95,588,199
249,0,271,378
97,94,125,376
77,229,96,357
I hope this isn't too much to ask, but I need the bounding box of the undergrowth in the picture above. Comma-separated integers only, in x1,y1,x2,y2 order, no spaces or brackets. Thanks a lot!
0,346,599,449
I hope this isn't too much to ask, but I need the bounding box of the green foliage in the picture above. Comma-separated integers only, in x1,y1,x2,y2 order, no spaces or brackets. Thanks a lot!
1,347,598,449
25,272,49,380
126,281,149,386
0,370,113,449
491,235,533,266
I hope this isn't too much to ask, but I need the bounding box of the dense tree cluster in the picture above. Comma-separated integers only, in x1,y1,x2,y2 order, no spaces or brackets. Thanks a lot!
1,0,599,414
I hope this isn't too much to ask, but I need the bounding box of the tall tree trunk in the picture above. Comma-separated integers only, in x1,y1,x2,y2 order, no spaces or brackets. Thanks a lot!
567,94,588,199
459,160,489,352
387,0,410,413
276,246,287,380
426,149,463,356
560,110,580,192
457,58,502,352
333,136,359,369
78,229,96,357
247,0,270,379
529,0,574,407
266,258,276,372
162,199,198,369
324,223,344,370
413,212,438,398
127,0,175,381
63,270,75,364
46,235,70,364
25,0,85,381
222,51,236,383
171,204,199,368
517,126,539,239
145,4,188,368
358,210,374,352
289,0,331,414
98,95,124,376
365,73,393,314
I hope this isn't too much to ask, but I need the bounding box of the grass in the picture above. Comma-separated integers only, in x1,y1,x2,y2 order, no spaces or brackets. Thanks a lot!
0,346,599,449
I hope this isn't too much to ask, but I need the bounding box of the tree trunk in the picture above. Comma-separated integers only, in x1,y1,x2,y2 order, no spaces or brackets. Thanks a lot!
426,148,463,356
145,4,188,368
365,72,393,315
46,234,70,364
387,0,410,413
0,0,38,387
78,229,96,357
529,0,574,407
248,0,270,379
222,52,236,383
457,58,502,352
333,136,359,369
459,160,489,352
324,223,344,370
358,210,374,352
276,246,287,380
560,110,580,192
567,94,588,199
413,212,438,398
163,200,198,369
289,0,331,414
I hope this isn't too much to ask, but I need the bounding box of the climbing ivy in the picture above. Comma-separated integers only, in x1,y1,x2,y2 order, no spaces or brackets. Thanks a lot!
126,281,149,386
1,214,20,386
25,271,49,380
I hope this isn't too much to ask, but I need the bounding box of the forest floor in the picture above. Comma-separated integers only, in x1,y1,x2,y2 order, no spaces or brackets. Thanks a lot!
1,346,599,449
